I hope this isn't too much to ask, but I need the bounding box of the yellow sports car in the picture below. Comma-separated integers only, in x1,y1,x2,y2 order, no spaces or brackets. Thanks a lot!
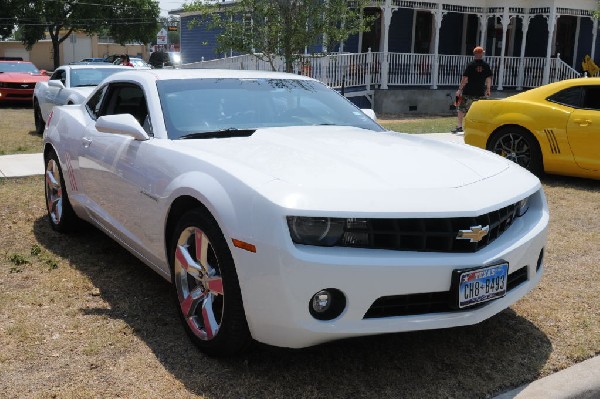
464,77,600,179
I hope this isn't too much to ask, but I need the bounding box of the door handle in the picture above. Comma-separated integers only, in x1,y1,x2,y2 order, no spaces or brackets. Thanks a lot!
573,119,592,126
82,137,92,148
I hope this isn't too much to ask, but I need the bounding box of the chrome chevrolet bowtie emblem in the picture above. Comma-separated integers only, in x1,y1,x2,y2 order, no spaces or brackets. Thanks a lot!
21,84,29,88
457,225,489,243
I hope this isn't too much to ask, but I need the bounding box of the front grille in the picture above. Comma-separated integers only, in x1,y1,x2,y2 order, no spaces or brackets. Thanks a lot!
340,202,519,253
4,82,35,89
363,265,529,318
7,93,31,98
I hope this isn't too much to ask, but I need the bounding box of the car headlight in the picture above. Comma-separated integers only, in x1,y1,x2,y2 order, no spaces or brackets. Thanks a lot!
287,216,345,246
516,196,530,217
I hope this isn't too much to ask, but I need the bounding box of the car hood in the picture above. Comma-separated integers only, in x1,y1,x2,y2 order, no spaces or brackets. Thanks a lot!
167,126,540,214
69,86,95,97
174,126,510,189
0,72,48,83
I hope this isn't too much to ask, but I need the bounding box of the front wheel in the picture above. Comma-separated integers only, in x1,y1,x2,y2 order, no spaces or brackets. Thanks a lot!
44,150,80,232
34,100,44,135
170,209,251,356
487,127,543,176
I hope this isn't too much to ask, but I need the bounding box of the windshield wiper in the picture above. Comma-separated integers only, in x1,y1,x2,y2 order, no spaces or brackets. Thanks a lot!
179,128,256,140
74,84,98,87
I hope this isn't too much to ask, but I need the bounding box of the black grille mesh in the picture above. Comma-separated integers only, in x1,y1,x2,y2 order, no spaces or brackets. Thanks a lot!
363,265,529,319
4,82,35,89
340,202,518,253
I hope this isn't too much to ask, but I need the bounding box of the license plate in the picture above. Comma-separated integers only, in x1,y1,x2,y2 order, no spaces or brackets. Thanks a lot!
457,263,508,308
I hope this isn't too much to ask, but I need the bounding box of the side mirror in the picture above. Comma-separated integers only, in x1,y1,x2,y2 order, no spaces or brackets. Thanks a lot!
96,114,149,141
48,80,65,89
361,108,376,120
39,69,47,76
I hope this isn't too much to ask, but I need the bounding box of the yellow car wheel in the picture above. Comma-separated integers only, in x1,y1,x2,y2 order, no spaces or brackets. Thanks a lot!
487,127,543,176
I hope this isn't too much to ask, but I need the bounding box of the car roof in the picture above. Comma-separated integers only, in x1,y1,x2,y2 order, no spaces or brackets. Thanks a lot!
106,68,315,82
0,60,34,64
63,64,134,70
508,77,600,101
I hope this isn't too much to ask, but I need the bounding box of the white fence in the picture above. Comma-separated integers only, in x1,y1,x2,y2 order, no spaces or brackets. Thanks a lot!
183,51,581,91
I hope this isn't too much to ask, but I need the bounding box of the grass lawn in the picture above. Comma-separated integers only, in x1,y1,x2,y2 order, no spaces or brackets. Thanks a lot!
0,105,42,155
0,176,598,398
378,115,456,133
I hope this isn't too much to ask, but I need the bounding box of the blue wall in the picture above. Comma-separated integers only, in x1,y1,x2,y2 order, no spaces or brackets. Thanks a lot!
576,18,593,72
526,16,548,57
181,10,600,70
181,14,225,63
439,13,463,55
388,8,413,53
344,33,359,53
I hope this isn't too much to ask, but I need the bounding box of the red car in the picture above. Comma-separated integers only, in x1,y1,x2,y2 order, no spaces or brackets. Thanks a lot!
0,61,48,102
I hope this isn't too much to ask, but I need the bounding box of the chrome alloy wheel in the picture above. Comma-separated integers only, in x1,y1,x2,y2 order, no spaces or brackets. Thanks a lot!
492,132,531,168
45,159,64,225
174,227,225,341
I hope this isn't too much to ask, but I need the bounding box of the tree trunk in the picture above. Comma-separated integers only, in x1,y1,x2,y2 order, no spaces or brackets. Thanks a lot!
52,39,61,70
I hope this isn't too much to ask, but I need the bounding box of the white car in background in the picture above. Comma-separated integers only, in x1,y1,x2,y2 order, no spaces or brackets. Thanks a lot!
43,69,549,356
33,64,131,134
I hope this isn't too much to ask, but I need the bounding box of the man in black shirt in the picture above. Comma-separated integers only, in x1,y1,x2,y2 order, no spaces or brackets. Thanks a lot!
453,46,492,133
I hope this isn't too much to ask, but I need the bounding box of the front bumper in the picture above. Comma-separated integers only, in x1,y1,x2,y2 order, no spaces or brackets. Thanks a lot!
234,190,549,348
0,88,34,101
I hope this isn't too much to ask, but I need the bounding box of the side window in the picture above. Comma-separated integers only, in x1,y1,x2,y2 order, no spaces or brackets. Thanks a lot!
103,83,153,136
547,86,583,108
85,85,108,120
582,86,600,110
50,69,66,84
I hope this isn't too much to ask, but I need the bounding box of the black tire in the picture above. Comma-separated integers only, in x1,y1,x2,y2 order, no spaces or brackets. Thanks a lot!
34,100,44,135
44,150,80,232
487,126,543,176
169,208,251,356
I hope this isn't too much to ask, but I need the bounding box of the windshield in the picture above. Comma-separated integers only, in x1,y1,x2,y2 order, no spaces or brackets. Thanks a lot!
157,78,384,139
70,68,130,87
0,62,40,74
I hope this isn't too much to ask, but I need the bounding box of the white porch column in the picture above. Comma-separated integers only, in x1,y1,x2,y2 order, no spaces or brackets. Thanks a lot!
543,6,558,85
592,18,598,61
358,12,364,53
497,8,511,91
572,16,581,68
380,0,392,89
517,14,532,90
477,13,488,47
431,4,444,89
461,14,468,54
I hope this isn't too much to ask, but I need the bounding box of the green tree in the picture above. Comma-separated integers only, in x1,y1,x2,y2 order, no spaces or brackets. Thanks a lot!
3,0,159,69
184,0,372,72
0,0,19,39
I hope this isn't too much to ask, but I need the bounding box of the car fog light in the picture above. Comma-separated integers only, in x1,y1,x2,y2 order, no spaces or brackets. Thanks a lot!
309,288,346,321
312,290,331,313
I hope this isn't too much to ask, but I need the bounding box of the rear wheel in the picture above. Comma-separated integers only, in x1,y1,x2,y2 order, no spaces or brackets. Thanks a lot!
487,127,543,176
44,150,80,232
170,209,251,356
34,100,44,135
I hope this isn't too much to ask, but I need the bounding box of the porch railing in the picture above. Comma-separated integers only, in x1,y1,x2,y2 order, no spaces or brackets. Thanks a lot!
183,51,580,91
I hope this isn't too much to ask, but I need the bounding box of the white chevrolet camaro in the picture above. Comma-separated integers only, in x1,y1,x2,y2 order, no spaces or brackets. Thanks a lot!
33,64,131,134
43,69,549,356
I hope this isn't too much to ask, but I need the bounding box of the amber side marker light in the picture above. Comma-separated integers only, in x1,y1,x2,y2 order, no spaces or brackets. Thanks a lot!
232,239,256,253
